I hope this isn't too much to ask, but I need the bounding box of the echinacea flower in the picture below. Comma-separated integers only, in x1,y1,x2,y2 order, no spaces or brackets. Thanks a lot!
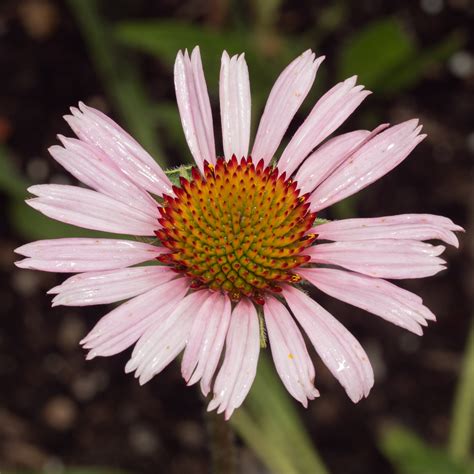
15,47,462,419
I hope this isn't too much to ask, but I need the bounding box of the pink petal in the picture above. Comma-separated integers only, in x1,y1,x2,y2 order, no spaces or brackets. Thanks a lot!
220,52,251,160
50,137,157,217
307,239,446,279
282,285,374,403
181,293,222,382
26,184,158,236
85,319,153,360
184,293,232,396
300,268,436,336
49,265,176,307
264,297,319,407
295,130,370,195
125,290,209,385
207,299,260,420
279,77,371,176
81,278,189,358
341,213,463,231
174,47,216,172
313,214,461,247
66,103,172,196
310,120,425,211
251,51,324,166
15,238,163,272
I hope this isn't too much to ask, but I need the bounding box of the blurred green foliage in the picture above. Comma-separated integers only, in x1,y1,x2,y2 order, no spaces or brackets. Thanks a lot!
380,424,474,474
232,353,329,474
338,18,463,94
67,0,166,165
448,320,474,463
0,146,124,240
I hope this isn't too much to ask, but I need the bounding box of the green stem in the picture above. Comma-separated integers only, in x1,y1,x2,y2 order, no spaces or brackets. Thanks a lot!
67,0,166,166
448,317,474,461
230,353,329,474
231,409,300,474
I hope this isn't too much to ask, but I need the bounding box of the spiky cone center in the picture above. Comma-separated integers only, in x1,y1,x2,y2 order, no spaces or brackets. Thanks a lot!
156,156,316,304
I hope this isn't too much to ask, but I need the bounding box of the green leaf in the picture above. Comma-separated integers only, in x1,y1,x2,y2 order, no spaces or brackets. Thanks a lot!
380,424,474,474
338,18,465,93
449,319,474,461
338,18,414,88
231,353,329,474
381,31,464,93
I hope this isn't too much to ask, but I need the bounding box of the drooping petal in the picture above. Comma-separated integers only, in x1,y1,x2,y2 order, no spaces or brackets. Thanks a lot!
50,137,157,217
81,278,189,358
310,120,425,211
15,238,163,272
125,290,209,385
300,267,435,336
307,239,446,279
174,47,216,172
66,103,172,196
282,285,374,403
251,51,324,166
312,214,462,247
183,293,232,396
220,52,251,160
49,265,176,307
207,299,260,419
264,297,319,407
279,77,371,176
26,184,158,236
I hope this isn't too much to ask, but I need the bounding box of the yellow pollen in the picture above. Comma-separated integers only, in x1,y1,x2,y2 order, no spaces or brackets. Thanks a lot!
156,156,316,304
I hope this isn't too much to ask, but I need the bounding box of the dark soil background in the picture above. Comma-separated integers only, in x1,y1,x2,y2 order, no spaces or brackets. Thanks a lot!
0,1,473,473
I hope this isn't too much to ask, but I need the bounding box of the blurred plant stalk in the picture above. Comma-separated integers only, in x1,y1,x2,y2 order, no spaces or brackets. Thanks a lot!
231,353,329,474
67,0,167,167
449,318,474,461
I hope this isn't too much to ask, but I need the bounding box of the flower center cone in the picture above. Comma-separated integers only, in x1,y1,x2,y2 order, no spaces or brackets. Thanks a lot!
156,156,317,304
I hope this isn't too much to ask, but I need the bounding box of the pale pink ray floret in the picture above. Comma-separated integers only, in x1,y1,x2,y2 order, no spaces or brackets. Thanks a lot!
14,46,463,419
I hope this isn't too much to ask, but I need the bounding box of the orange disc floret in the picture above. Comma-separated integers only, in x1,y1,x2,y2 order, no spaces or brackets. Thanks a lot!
156,156,316,304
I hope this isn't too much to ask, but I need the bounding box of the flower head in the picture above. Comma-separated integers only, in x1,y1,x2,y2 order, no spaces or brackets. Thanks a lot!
15,47,462,419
